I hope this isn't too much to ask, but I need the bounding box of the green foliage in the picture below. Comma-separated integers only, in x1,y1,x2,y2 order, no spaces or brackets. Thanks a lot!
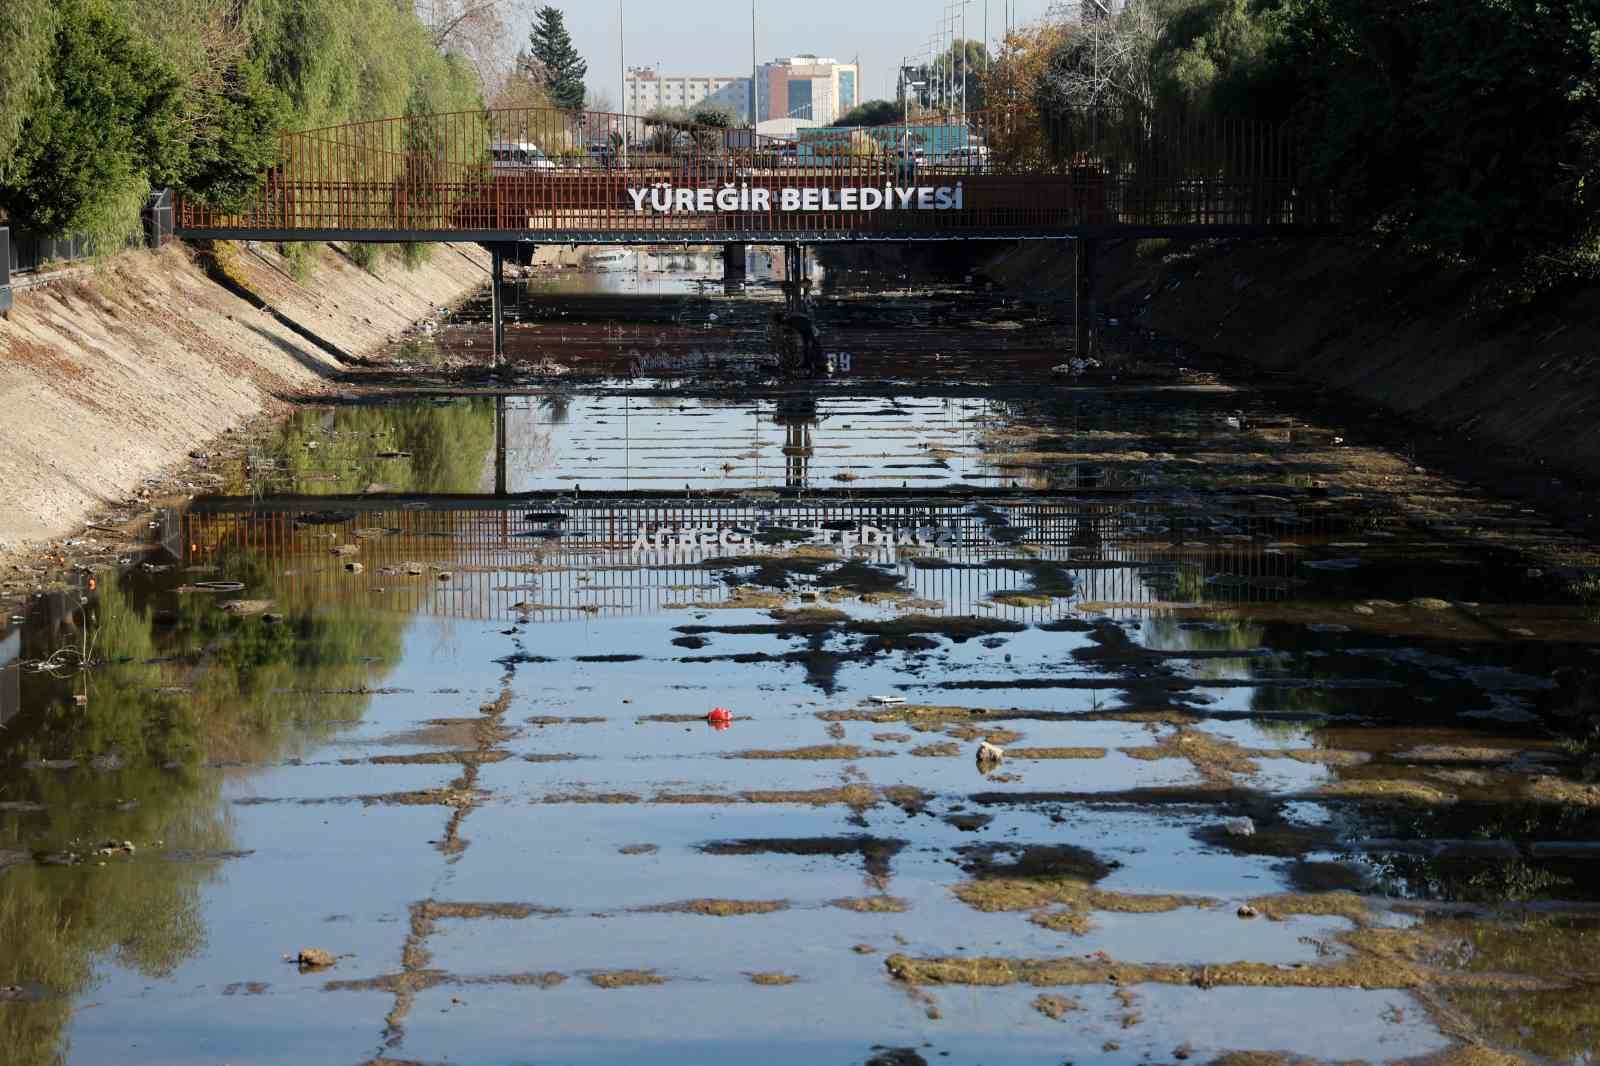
348,241,382,275
0,0,482,236
1272,0,1600,263
1152,0,1293,120
400,241,433,271
839,100,906,128
691,104,736,129
0,0,54,179
1,0,183,237
528,5,587,111
280,240,317,282
910,39,988,112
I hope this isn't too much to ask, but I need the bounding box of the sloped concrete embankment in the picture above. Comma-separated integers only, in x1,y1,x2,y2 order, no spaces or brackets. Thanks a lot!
985,238,1600,484
0,241,491,559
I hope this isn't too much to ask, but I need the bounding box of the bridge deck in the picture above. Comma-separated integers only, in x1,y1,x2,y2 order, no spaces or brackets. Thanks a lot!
174,107,1335,244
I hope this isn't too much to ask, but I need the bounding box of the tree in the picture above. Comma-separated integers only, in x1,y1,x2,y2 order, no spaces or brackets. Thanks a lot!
417,0,531,92
0,0,54,182
1275,0,1600,263
1039,0,1165,115
911,39,989,113
839,99,904,127
527,5,586,110
2,0,184,239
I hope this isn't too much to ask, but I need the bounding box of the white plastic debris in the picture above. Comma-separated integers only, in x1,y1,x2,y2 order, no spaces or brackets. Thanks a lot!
1223,816,1256,837
869,695,906,705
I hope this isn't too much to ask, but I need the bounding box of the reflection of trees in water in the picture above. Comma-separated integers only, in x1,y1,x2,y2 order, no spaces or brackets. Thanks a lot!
1427,913,1600,1062
240,399,498,496
0,558,408,1063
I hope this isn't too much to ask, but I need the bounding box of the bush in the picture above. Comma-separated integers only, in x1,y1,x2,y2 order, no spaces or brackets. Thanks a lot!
281,241,318,283
348,242,382,275
400,242,433,271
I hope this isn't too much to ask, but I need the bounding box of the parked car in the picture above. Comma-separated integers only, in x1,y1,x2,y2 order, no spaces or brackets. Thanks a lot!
586,142,616,168
489,141,555,171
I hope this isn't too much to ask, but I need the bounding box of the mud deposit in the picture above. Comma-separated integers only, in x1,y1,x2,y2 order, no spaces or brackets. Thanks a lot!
2,252,1599,1065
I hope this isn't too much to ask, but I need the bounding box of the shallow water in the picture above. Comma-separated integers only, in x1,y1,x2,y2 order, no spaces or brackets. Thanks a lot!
3,256,1599,1065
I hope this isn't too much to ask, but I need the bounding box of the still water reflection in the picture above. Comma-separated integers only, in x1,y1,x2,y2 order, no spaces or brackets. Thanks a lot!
3,268,1600,1065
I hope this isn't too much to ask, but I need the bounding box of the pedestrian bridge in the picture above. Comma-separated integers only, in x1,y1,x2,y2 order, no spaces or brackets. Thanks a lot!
174,106,1333,246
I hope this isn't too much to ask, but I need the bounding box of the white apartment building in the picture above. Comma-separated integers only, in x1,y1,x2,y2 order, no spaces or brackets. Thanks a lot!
624,67,753,118
756,55,860,126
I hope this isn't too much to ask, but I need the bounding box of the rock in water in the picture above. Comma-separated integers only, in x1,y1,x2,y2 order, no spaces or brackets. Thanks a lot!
294,948,335,969
976,741,1005,772
1224,816,1256,837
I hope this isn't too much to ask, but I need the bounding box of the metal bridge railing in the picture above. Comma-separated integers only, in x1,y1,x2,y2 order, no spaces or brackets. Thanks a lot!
175,105,1333,240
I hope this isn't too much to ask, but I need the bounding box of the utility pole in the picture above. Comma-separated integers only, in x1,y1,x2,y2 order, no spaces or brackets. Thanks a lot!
953,0,966,117
751,0,758,125
618,2,626,160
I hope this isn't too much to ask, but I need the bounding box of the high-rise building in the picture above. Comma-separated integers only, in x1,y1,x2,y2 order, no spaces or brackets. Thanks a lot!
624,67,753,118
756,56,861,125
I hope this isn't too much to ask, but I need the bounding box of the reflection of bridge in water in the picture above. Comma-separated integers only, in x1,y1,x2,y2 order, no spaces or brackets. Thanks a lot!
183,492,1319,622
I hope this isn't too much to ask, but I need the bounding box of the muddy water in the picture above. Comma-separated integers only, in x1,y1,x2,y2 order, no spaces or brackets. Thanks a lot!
3,255,1600,1066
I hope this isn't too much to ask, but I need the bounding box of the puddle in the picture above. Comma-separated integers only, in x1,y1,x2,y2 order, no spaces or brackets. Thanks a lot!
3,256,1599,1065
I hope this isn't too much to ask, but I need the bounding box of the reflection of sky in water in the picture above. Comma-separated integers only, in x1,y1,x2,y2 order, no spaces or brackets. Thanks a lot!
12,309,1597,1065
503,393,993,490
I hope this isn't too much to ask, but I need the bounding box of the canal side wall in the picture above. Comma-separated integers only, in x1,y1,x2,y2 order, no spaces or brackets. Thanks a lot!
986,238,1600,484
0,240,491,561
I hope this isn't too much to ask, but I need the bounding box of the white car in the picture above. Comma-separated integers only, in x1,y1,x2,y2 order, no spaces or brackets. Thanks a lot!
489,141,556,171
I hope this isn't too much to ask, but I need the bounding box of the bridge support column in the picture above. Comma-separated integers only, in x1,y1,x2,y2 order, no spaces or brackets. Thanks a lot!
490,246,506,371
1074,238,1097,358
494,395,508,497
722,242,747,283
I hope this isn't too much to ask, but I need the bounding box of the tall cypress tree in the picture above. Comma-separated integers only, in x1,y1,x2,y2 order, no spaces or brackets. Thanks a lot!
527,6,587,111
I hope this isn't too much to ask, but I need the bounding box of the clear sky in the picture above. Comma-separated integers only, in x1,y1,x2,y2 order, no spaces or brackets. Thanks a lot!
526,0,1060,111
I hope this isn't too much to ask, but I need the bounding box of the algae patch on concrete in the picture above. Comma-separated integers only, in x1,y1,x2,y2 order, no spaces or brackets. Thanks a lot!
1033,993,1081,1019
749,972,798,985
637,899,789,917
1008,747,1108,759
589,970,667,989
730,745,890,760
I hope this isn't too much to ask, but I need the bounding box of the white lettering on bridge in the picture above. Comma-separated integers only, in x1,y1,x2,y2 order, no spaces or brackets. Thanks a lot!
625,184,965,214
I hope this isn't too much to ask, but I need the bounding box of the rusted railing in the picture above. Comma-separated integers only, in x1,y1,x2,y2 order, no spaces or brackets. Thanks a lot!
176,106,1331,240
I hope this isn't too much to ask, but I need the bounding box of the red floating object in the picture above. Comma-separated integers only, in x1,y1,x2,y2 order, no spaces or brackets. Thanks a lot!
710,719,732,732
706,707,733,723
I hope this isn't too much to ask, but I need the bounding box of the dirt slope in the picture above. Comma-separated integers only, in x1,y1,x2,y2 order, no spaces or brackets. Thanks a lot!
0,241,490,559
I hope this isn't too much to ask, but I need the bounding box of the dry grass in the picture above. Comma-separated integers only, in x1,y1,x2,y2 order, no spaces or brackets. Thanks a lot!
989,591,1056,608
832,896,909,913
749,972,798,986
1033,993,1081,1019
637,899,789,917
1245,892,1369,924
1120,728,1260,784
945,725,1026,744
1008,747,1108,760
589,970,666,989
730,745,889,760
1526,776,1600,807
954,877,1203,916
1315,779,1457,805
740,785,879,811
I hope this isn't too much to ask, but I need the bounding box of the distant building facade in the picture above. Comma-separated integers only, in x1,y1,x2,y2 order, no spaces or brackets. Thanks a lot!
624,67,753,118
757,56,860,125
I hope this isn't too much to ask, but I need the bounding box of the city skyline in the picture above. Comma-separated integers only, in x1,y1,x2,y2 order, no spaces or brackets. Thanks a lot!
526,0,1057,113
